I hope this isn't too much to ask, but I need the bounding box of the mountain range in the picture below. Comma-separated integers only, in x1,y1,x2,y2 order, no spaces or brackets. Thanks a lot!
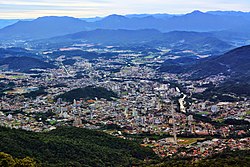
160,45,250,98
0,19,20,29
161,45,250,78
41,29,233,55
0,10,250,41
188,45,250,79
0,16,88,40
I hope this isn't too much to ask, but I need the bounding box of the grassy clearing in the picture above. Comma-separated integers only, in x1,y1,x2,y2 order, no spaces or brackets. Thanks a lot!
178,138,205,145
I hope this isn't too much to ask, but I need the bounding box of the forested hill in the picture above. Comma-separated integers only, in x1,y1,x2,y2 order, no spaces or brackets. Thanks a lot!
154,150,250,167
0,56,55,72
0,126,156,167
56,86,118,102
160,45,250,79
160,45,250,98
1,127,249,167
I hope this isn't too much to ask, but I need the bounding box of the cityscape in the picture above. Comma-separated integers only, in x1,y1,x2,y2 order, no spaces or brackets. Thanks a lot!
0,0,250,166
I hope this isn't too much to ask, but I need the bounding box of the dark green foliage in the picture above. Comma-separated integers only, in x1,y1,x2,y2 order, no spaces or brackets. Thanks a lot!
0,81,15,92
0,47,39,59
161,45,250,79
154,150,250,167
56,86,118,102
0,127,156,167
0,152,40,167
34,110,55,122
161,45,250,97
215,79,250,97
23,88,47,99
159,63,186,74
63,59,76,65
100,123,122,130
189,45,250,80
52,83,68,88
192,91,239,102
0,81,16,97
192,79,250,101
224,118,250,125
0,57,55,72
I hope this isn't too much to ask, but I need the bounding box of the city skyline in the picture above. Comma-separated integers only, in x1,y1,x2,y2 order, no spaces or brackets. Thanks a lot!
0,0,250,19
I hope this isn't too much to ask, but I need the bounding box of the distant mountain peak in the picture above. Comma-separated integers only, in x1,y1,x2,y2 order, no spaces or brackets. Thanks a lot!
103,14,127,20
187,10,206,16
141,15,156,19
35,16,81,22
0,15,88,39
107,14,126,18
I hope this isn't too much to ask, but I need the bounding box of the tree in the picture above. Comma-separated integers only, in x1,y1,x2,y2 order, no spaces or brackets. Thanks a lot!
0,152,16,167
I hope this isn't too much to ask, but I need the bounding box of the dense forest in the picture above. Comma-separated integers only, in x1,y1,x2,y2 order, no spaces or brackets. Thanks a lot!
148,150,250,167
23,87,48,99
0,126,156,167
1,126,250,167
0,56,55,72
56,86,118,102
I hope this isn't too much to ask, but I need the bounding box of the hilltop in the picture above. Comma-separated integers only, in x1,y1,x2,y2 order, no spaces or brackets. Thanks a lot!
0,56,55,72
161,45,250,99
56,86,118,102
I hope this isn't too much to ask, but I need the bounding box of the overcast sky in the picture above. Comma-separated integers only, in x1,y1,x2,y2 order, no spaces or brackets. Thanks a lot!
0,0,250,19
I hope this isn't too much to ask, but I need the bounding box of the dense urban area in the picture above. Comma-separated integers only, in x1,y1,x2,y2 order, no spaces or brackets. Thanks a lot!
0,9,250,166
0,44,249,162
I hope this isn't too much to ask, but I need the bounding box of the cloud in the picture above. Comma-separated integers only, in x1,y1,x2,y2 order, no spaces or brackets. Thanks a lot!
0,0,249,19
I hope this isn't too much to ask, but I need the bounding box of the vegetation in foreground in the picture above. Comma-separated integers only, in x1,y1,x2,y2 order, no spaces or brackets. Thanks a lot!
1,126,250,167
0,126,156,167
0,152,39,167
148,149,250,167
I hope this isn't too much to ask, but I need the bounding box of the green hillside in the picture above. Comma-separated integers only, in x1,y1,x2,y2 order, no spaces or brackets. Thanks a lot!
0,152,39,167
0,56,55,72
56,86,118,102
0,127,156,167
151,150,250,167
